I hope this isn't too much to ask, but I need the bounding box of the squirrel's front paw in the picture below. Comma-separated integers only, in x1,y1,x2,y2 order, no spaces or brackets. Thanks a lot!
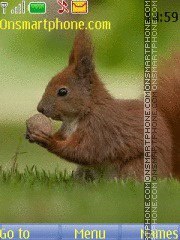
26,130,36,143
28,130,53,149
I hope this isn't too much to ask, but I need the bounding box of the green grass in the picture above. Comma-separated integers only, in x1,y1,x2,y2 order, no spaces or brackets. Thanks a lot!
0,124,180,223
0,165,180,223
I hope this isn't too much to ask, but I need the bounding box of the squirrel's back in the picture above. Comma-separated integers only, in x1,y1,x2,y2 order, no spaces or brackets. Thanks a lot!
158,54,180,178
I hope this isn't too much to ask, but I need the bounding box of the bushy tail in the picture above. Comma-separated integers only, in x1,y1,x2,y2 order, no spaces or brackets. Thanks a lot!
158,53,180,178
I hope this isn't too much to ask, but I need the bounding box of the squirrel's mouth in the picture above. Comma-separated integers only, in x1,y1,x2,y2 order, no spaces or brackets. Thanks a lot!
50,115,62,121
40,111,62,121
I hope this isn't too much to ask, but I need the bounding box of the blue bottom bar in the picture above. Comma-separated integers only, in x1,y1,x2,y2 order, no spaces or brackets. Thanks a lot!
0,224,179,240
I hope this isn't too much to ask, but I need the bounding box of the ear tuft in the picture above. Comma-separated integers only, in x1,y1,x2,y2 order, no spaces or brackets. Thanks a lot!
69,50,75,66
69,30,94,77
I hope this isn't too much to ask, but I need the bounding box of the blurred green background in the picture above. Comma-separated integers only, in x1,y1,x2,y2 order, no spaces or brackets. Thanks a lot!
0,0,180,223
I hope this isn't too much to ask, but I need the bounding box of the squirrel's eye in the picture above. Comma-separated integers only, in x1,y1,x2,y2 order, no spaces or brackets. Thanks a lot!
58,88,68,97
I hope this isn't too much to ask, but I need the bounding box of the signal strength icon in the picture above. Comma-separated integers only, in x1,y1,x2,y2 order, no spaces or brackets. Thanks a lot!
0,2,8,14
11,0,25,14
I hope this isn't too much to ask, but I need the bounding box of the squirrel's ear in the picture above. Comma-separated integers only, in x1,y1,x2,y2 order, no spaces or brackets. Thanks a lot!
76,54,94,78
69,49,75,66
69,30,94,76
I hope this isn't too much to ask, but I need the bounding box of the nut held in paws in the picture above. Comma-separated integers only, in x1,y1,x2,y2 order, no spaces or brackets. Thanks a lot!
26,114,53,136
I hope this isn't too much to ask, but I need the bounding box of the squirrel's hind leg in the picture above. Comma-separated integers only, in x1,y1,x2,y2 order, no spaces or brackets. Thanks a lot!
120,157,144,181
73,164,122,181
73,166,100,181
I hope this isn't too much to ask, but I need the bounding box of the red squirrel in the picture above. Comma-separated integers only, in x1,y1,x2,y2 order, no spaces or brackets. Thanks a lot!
27,31,180,180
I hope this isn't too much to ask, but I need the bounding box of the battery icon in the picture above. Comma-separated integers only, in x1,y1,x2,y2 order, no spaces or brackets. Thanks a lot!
28,2,46,14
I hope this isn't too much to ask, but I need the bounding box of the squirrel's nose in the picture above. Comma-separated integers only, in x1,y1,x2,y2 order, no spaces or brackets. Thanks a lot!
37,103,45,114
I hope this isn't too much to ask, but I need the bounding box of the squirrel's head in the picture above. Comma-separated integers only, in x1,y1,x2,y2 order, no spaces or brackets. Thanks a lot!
37,30,96,121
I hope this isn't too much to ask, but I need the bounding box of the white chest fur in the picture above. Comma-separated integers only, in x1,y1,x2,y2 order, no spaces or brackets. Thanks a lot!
61,118,78,138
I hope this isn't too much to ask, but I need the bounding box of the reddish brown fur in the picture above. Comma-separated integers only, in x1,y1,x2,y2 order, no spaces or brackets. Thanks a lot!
29,31,180,180
157,54,180,178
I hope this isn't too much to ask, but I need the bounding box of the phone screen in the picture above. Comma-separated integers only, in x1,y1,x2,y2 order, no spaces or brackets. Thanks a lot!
0,1,180,239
